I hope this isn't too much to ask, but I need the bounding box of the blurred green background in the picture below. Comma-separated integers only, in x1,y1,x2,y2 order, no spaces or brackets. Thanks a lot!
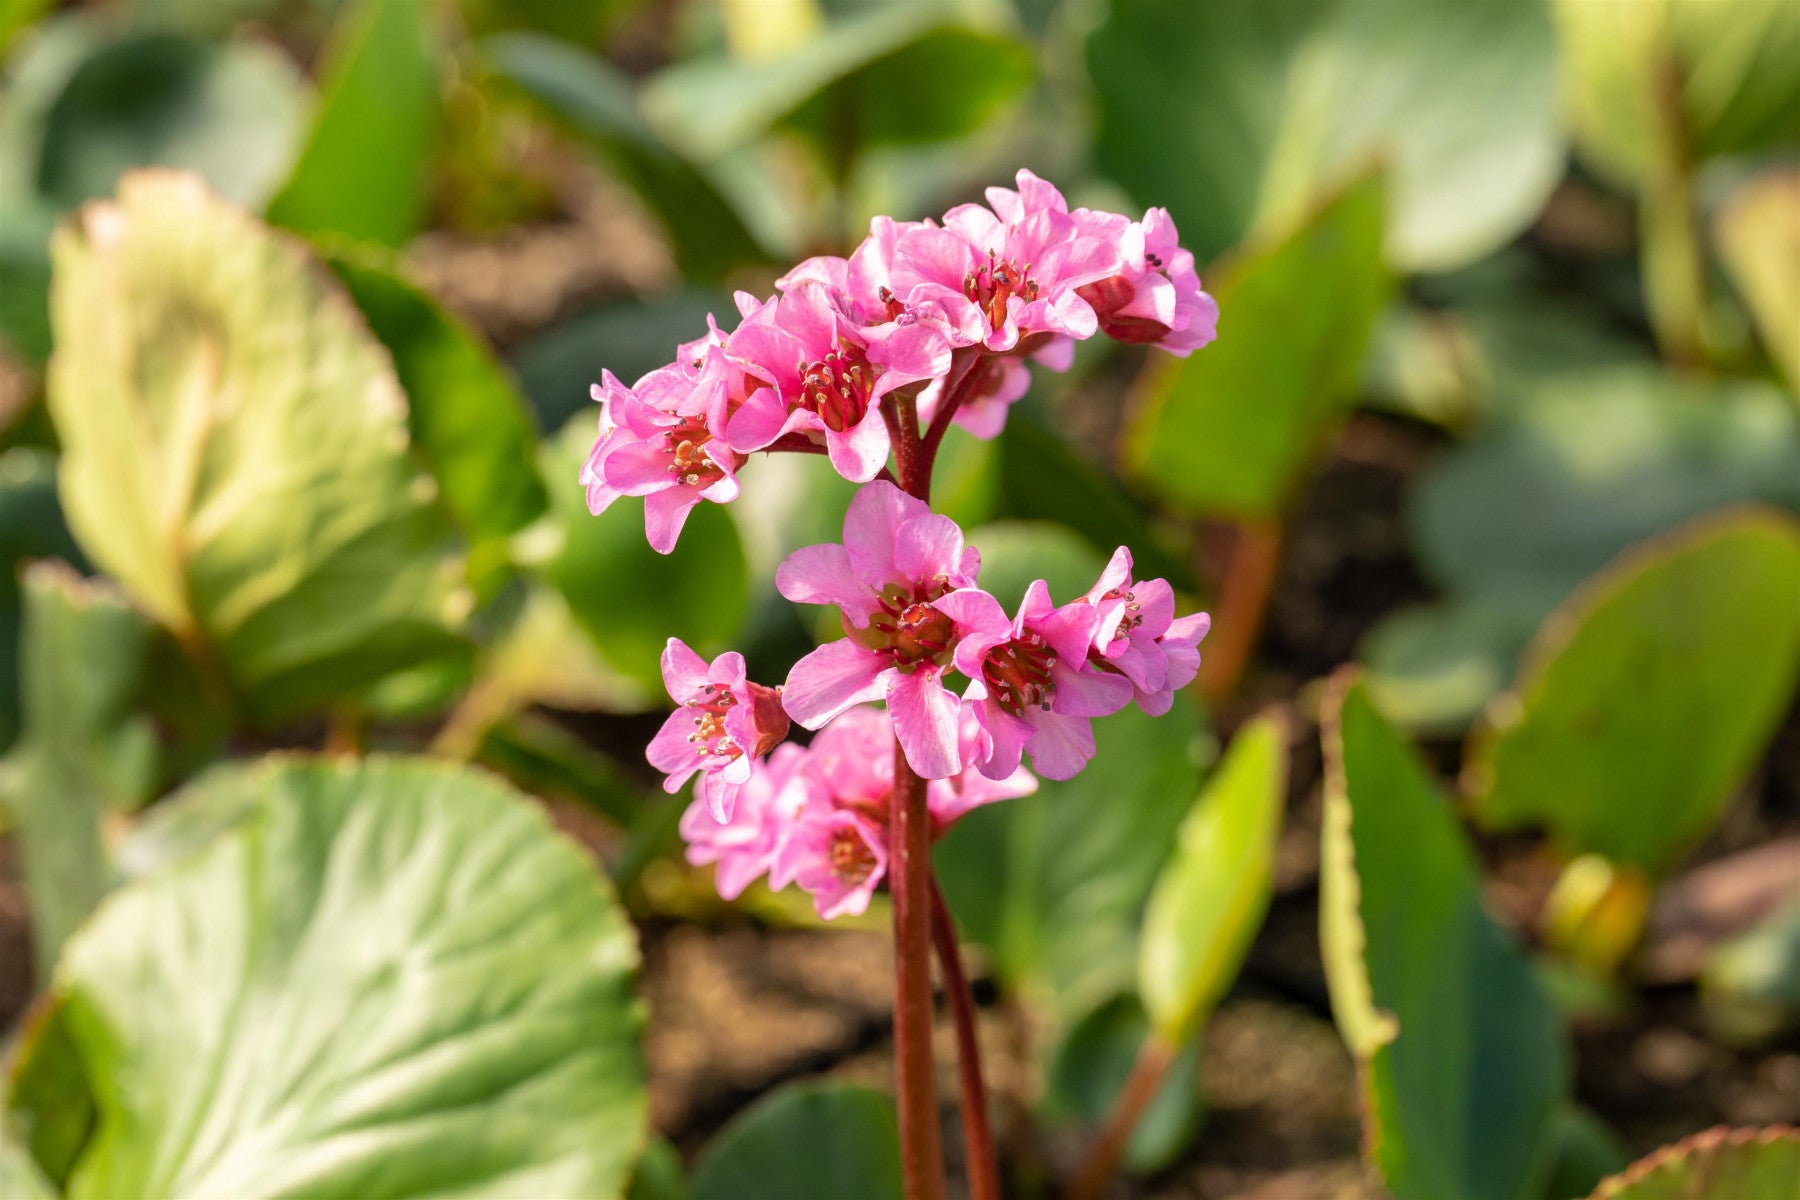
1,0,1798,1196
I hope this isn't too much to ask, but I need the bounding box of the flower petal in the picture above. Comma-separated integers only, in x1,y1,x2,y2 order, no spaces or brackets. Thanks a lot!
887,669,962,779
782,639,890,729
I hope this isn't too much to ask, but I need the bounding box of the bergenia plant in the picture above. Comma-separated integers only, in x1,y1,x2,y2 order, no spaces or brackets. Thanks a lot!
583,170,1217,1200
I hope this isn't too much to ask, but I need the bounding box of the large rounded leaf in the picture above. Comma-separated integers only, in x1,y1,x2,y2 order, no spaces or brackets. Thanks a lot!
690,1082,900,1200
1465,509,1800,874
1320,671,1568,1200
1590,1126,1800,1200
36,33,306,209
1088,0,1562,271
47,170,466,722
7,755,647,1199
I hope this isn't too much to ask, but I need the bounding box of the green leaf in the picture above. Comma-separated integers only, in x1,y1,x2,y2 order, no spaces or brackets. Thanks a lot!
1042,993,1205,1175
0,0,52,56
0,1127,55,1200
0,564,158,975
266,0,438,247
541,417,748,690
36,33,307,210
324,248,547,576
1358,601,1523,735
643,5,1032,165
1122,170,1394,519
0,447,81,752
481,34,767,280
627,1137,687,1200
48,170,466,723
1319,671,1568,1200
936,697,1208,1021
1717,167,1800,398
962,519,1106,615
509,289,729,432
1139,712,1285,1043
1465,509,1800,875
1088,0,1562,271
1590,1126,1800,1200
1413,368,1800,630
690,1082,900,1200
1554,0,1800,191
7,755,647,1198
1701,898,1800,1044
1543,1106,1633,1200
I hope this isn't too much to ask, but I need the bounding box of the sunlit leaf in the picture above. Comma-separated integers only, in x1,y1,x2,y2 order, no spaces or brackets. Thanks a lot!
1590,1126,1800,1200
48,171,466,722
1319,671,1568,1200
7,756,648,1198
690,1082,900,1200
1716,167,1800,398
1465,509,1800,874
1122,170,1393,519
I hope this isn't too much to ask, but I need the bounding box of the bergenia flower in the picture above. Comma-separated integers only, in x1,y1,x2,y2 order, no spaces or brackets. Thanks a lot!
938,580,1134,782
890,169,1120,353
1085,548,1212,715
1074,207,1218,356
930,706,1039,828
726,280,950,481
782,806,889,920
776,482,981,779
647,638,790,821
581,361,743,554
679,743,815,899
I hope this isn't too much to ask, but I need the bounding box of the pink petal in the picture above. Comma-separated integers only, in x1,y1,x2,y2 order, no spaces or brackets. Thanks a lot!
1088,547,1134,603
602,441,674,496
825,409,892,483
887,669,962,779
647,710,703,788
644,489,699,555
782,639,891,729
842,480,927,589
661,638,712,698
727,387,793,453
1022,709,1096,781
894,513,969,584
775,544,879,624
1052,661,1134,718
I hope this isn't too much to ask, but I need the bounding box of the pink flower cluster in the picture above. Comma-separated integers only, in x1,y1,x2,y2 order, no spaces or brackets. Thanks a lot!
582,170,1217,553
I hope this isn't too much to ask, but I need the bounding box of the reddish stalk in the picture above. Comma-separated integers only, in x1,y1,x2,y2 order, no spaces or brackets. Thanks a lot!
916,349,988,482
1193,516,1282,703
1065,1033,1180,1200
929,878,1002,1200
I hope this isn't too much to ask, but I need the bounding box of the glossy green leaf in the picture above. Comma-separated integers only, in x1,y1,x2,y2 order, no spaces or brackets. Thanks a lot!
509,289,729,433
690,1082,900,1200
1466,510,1800,874
48,171,465,722
36,33,306,210
1717,168,1800,398
1413,368,1800,630
1043,993,1205,1174
7,755,647,1198
1088,0,1561,271
1319,672,1568,1200
0,565,156,975
542,417,748,690
936,697,1208,1021
266,0,437,247
1554,0,1800,191
0,447,81,752
325,249,547,570
481,34,767,280
1590,1127,1800,1200
1123,170,1393,519
1140,713,1285,1042
643,5,1032,164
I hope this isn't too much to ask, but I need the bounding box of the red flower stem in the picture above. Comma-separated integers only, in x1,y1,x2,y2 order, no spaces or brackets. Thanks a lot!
929,876,1002,1200
916,350,988,482
1065,1032,1180,1200
890,409,945,1200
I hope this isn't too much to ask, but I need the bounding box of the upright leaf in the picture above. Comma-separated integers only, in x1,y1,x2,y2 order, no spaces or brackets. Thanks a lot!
690,1083,901,1200
266,0,438,246
1591,1126,1800,1200
1717,168,1800,398
6,756,647,1199
0,447,81,751
1465,510,1800,874
1320,671,1568,1200
48,171,464,722
1122,170,1393,519
1139,712,1286,1042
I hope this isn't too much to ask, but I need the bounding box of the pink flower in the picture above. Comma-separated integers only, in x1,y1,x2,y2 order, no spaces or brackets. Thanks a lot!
915,353,1033,441
1085,548,1212,715
680,743,815,899
646,638,790,821
783,806,889,920
930,705,1038,828
937,580,1134,782
889,169,1121,353
778,216,932,329
581,361,743,554
1074,207,1218,356
776,482,981,779
725,280,950,482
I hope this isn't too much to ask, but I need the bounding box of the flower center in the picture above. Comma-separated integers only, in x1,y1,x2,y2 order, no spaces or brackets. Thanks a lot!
829,827,877,884
964,251,1039,330
799,346,875,433
982,634,1057,715
685,685,742,761
665,415,724,487
866,581,957,668
1105,586,1143,635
